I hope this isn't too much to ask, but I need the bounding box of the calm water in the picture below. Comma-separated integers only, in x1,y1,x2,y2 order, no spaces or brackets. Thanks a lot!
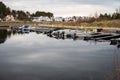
0,29,119,80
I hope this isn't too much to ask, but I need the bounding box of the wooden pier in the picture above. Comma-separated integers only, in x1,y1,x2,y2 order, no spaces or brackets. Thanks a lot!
84,33,112,40
95,34,120,40
84,32,120,40
0,26,9,29
0,23,120,42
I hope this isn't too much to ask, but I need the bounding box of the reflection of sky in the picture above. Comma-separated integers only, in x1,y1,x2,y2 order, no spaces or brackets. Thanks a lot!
0,32,119,80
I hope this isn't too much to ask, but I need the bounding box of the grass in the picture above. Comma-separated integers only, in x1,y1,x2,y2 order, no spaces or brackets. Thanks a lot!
0,20,120,29
90,20,120,28
40,20,120,28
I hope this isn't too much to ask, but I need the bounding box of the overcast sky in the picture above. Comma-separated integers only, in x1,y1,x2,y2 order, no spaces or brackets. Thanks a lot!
1,0,120,17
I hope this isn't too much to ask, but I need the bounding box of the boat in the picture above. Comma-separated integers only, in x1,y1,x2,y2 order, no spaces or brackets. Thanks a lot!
22,25,30,33
30,27,36,32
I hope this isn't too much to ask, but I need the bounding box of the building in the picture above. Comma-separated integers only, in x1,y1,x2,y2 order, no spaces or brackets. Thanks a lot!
32,16,53,22
5,15,15,21
31,16,92,22
54,17,63,22
81,16,91,21
64,17,76,22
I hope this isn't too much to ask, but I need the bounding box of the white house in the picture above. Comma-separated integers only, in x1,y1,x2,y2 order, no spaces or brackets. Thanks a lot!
64,17,76,22
32,16,53,22
54,17,63,22
32,16,90,22
5,15,15,21
81,16,90,21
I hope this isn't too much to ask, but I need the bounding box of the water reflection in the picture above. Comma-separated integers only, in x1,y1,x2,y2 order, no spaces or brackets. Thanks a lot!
0,27,120,48
0,29,8,44
0,27,120,80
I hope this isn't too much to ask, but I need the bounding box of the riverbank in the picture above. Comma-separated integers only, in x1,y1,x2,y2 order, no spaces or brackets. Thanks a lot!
0,20,120,29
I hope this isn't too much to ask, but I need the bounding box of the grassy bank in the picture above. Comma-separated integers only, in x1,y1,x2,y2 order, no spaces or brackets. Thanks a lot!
0,20,120,29
86,20,120,28
42,20,120,28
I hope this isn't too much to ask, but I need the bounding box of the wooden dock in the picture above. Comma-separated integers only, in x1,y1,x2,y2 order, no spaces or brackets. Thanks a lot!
0,26,10,29
83,32,120,40
95,34,120,40
84,33,112,40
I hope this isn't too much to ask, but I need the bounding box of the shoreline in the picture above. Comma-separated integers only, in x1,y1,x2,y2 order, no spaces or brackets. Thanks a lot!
0,20,120,30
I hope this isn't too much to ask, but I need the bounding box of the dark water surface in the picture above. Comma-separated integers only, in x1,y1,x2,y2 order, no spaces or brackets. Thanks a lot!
0,29,119,80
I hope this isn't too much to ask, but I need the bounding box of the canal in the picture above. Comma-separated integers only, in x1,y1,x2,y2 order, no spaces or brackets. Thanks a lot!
0,28,120,80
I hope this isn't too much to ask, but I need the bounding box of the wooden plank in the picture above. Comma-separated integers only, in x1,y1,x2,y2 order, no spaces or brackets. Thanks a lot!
95,35,120,40
84,33,112,40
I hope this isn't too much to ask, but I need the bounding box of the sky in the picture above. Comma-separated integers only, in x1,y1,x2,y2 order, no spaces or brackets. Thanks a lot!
1,0,120,17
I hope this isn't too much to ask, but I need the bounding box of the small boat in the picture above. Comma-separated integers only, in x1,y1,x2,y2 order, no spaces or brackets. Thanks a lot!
22,25,30,33
17,26,23,32
30,27,36,32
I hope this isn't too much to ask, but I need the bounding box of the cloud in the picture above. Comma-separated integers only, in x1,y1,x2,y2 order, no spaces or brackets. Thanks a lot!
1,0,120,6
1,0,120,17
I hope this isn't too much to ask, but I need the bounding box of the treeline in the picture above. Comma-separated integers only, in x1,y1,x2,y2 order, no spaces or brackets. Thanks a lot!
0,1,119,22
96,7,120,21
0,2,53,20
99,12,120,20
79,8,120,23
31,11,53,18
0,2,10,18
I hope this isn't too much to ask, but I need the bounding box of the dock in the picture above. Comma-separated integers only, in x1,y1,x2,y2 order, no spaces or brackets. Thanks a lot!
0,26,10,29
84,33,112,40
95,34,120,40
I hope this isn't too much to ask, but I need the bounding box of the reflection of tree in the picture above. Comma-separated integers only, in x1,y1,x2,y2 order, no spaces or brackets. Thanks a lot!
7,30,12,38
0,29,7,44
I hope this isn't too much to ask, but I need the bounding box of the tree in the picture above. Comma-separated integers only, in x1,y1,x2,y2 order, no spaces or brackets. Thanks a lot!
0,1,54,20
31,11,53,18
17,10,28,20
12,10,17,17
47,12,53,18
26,11,31,18
0,1,7,18
0,2,11,18
5,7,11,15
99,7,120,20
94,12,98,18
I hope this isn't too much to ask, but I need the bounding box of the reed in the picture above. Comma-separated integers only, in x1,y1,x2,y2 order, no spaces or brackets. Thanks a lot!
0,20,120,28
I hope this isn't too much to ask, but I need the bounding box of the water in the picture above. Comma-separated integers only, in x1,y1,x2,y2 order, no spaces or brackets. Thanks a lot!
0,29,120,80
